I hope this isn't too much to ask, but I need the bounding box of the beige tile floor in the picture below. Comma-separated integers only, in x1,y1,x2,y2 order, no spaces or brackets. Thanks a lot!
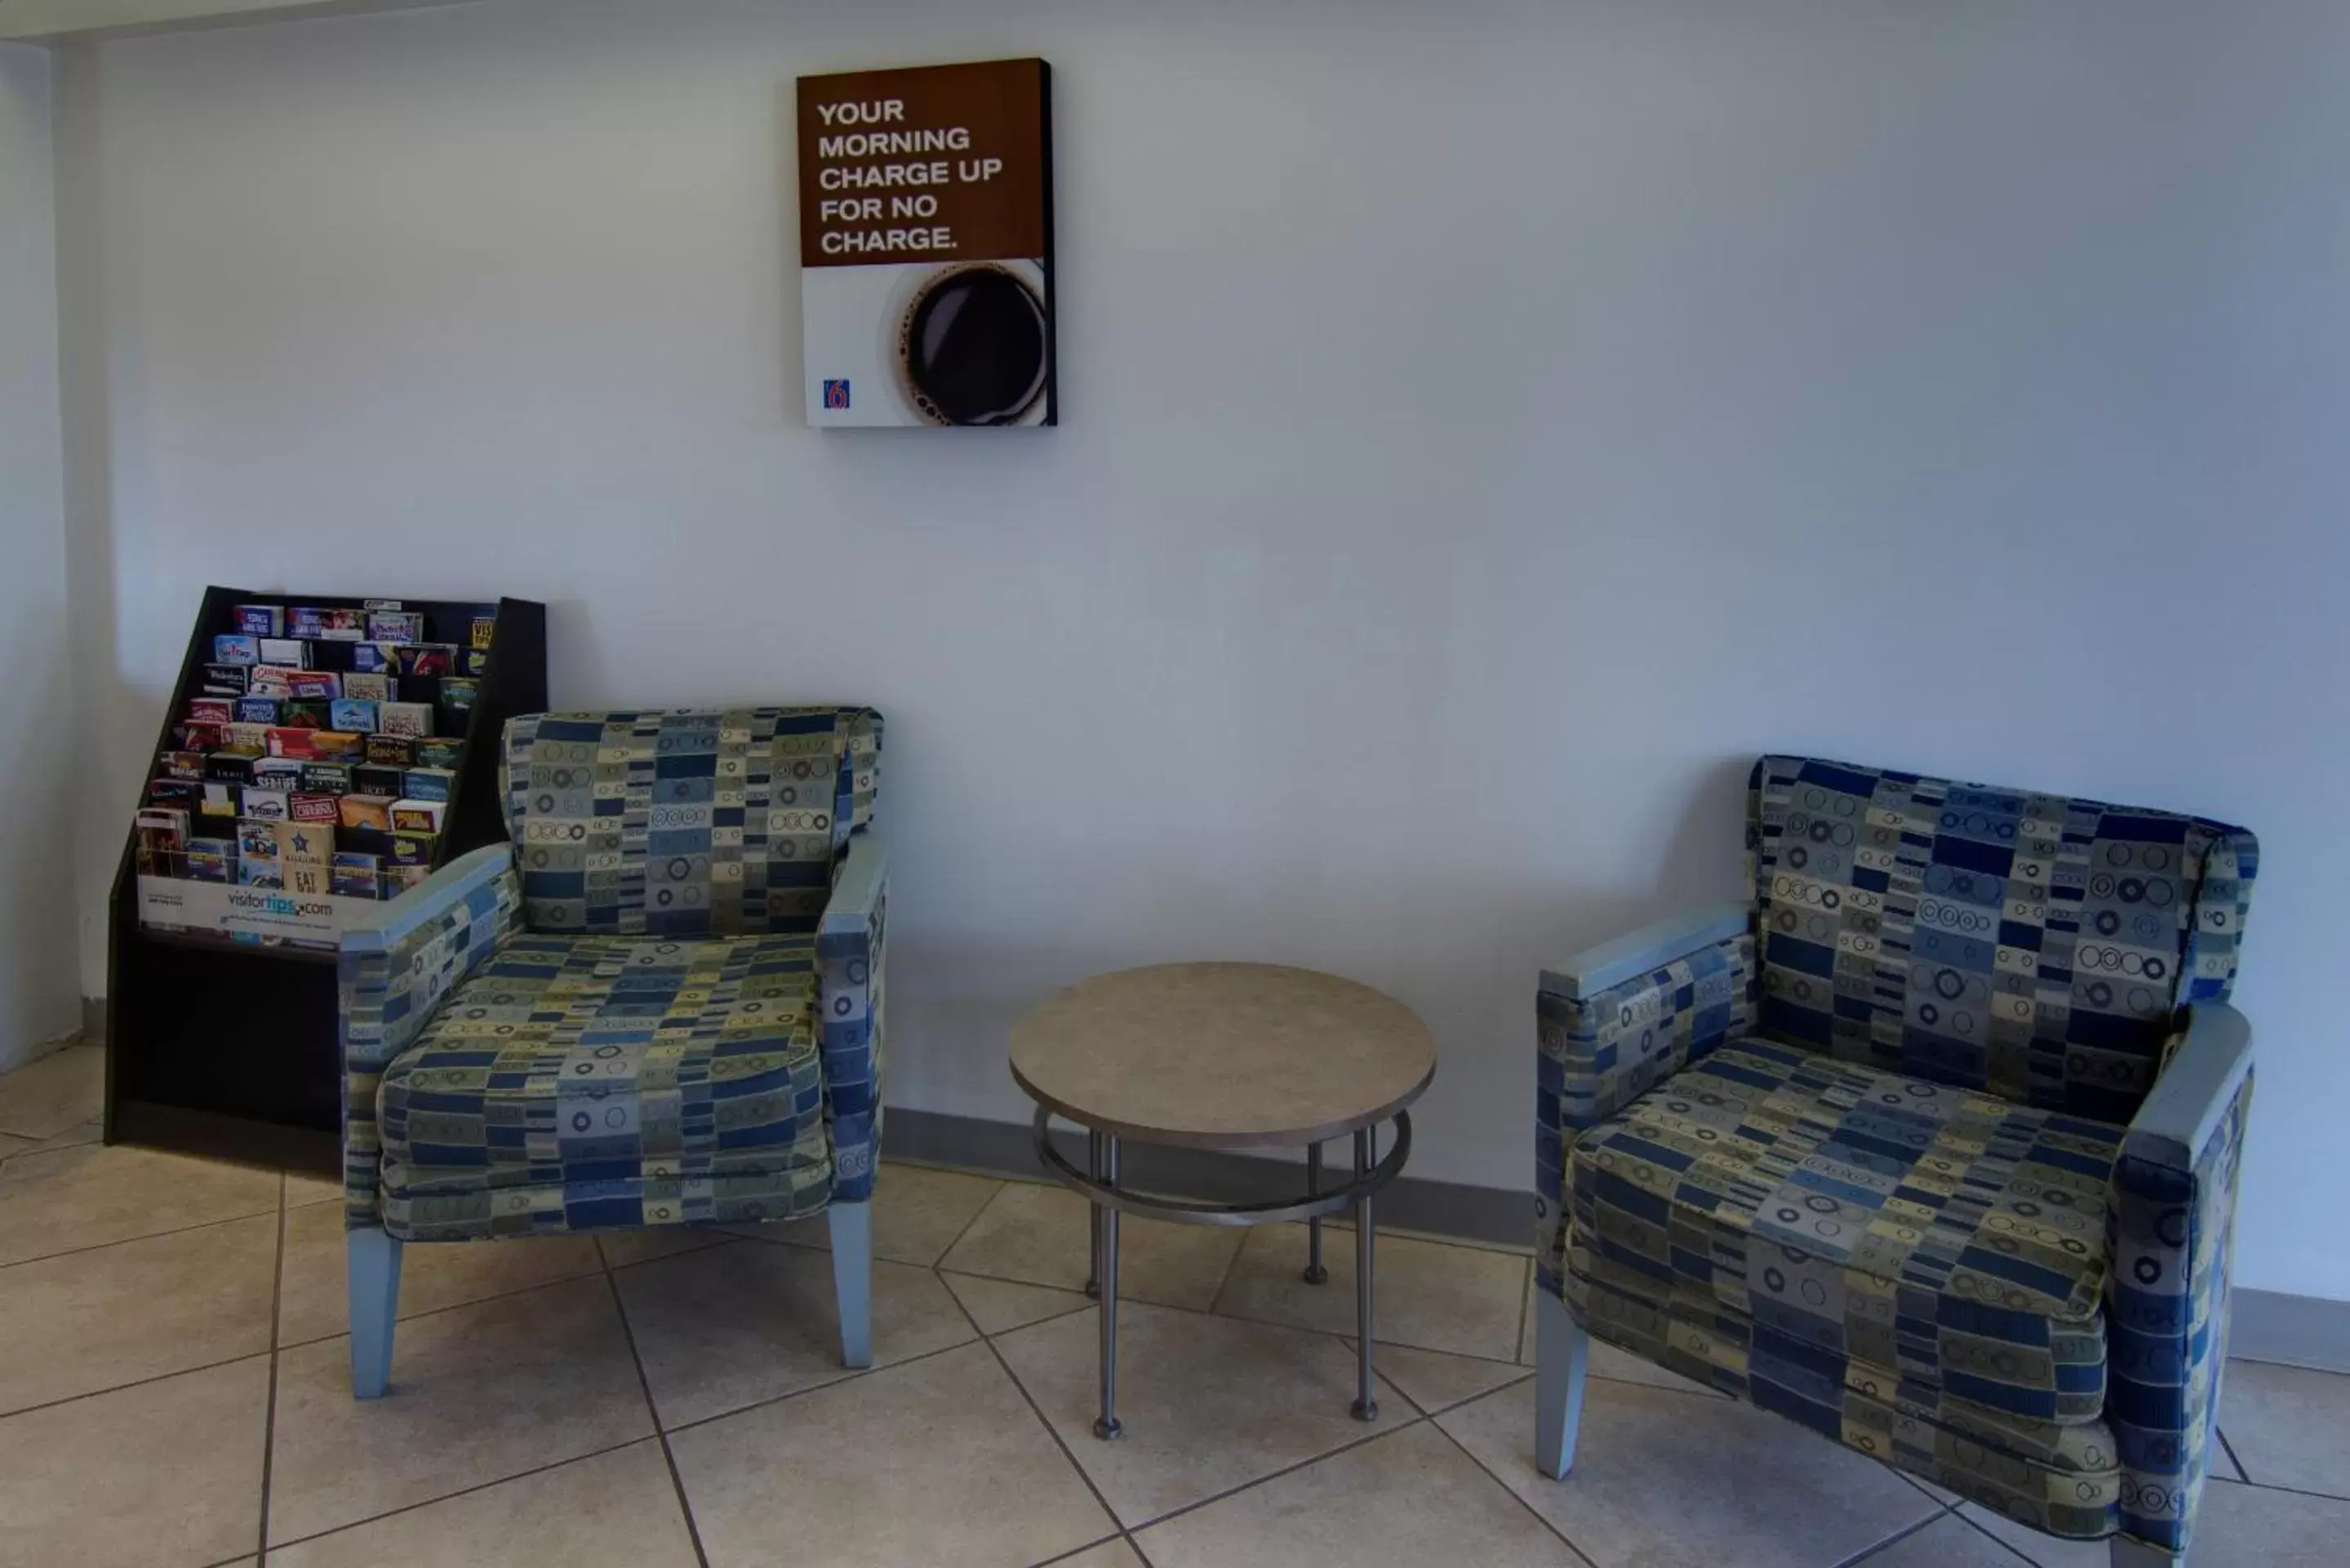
3,1038,2348,1566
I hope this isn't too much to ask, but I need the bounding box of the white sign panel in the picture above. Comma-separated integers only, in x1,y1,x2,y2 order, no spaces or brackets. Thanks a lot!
138,876,380,951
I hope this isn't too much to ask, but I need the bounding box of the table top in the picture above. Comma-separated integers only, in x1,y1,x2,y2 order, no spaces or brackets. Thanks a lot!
1008,962,1437,1150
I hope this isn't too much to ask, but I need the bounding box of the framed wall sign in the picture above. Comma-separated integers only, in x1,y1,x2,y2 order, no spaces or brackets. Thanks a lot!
797,57,1056,428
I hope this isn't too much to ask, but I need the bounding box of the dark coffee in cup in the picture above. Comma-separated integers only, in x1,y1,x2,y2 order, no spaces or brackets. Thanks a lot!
898,264,1049,425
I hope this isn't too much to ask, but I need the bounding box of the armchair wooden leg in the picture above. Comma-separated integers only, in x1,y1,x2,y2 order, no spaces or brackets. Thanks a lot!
2110,1538,2185,1567
347,1225,404,1400
827,1200,874,1370
1534,1287,1589,1481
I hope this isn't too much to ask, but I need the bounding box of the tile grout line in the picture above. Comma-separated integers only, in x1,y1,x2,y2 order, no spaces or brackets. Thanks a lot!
275,1256,609,1353
600,1264,713,1568
963,1292,1099,1337
2206,1472,2350,1506
0,1346,276,1423
953,1270,1485,1562
262,1433,660,1553
1512,1256,1532,1364
657,1331,982,1441
1026,1533,1137,1568
935,1249,1670,1393
1200,1216,1250,1317
1943,1506,2046,1566
1823,1504,1954,1568
967,1310,1142,1564
0,1201,286,1273
2216,1424,2250,1485
1118,1410,1434,1539
255,1175,291,1563
1420,1401,1601,1568
929,1178,1014,1269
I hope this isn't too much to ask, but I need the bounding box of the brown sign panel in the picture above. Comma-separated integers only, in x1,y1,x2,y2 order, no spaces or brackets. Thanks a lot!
797,57,1050,269
797,57,1055,428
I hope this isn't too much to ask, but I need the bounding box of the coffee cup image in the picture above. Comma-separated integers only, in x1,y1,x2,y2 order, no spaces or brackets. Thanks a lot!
891,262,1051,425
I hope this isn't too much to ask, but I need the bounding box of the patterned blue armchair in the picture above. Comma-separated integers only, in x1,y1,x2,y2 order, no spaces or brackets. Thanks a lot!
1533,756,2256,1568
338,708,885,1398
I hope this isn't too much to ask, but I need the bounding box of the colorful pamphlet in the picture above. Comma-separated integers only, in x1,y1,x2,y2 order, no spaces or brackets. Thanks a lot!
186,839,234,882
401,767,455,802
288,793,341,824
233,605,284,637
379,701,433,738
329,699,378,734
300,762,353,794
236,820,279,863
331,853,380,898
199,663,251,696
239,789,288,821
275,820,333,868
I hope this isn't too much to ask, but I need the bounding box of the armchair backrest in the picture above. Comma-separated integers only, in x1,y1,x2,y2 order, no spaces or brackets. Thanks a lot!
1747,754,2254,1123
500,706,881,936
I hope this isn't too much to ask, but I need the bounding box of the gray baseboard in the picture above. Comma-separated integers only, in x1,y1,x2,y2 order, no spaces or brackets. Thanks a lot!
2232,1288,2350,1375
882,1107,1530,1250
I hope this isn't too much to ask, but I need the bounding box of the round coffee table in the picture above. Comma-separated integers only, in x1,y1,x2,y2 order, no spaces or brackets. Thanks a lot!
1009,962,1436,1439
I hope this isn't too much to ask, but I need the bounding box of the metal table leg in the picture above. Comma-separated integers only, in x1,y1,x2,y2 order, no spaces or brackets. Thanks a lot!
1085,1130,1104,1299
1030,1106,1416,1437
1304,1141,1329,1284
1094,1134,1125,1440
1352,1125,1379,1421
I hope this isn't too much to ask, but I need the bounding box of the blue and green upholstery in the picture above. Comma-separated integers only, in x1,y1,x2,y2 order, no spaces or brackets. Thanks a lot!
1750,756,2256,1122
375,933,835,1241
500,707,880,937
1536,755,2256,1564
339,706,888,1395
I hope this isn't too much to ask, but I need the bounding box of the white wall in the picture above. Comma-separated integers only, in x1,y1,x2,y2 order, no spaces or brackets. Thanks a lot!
54,0,2350,1297
0,44,78,1071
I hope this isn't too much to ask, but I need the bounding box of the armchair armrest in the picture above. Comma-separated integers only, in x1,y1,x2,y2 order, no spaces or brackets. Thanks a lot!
1535,903,1757,1291
2126,1001,2253,1172
2106,1001,2254,1557
817,833,888,1202
338,845,522,1228
1539,902,1753,1000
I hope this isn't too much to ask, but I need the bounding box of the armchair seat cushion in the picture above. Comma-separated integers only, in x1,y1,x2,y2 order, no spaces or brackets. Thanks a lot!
1569,1037,2128,1428
375,932,834,1241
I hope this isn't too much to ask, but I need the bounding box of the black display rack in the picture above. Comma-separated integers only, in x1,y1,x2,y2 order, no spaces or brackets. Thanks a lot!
104,587,546,1175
